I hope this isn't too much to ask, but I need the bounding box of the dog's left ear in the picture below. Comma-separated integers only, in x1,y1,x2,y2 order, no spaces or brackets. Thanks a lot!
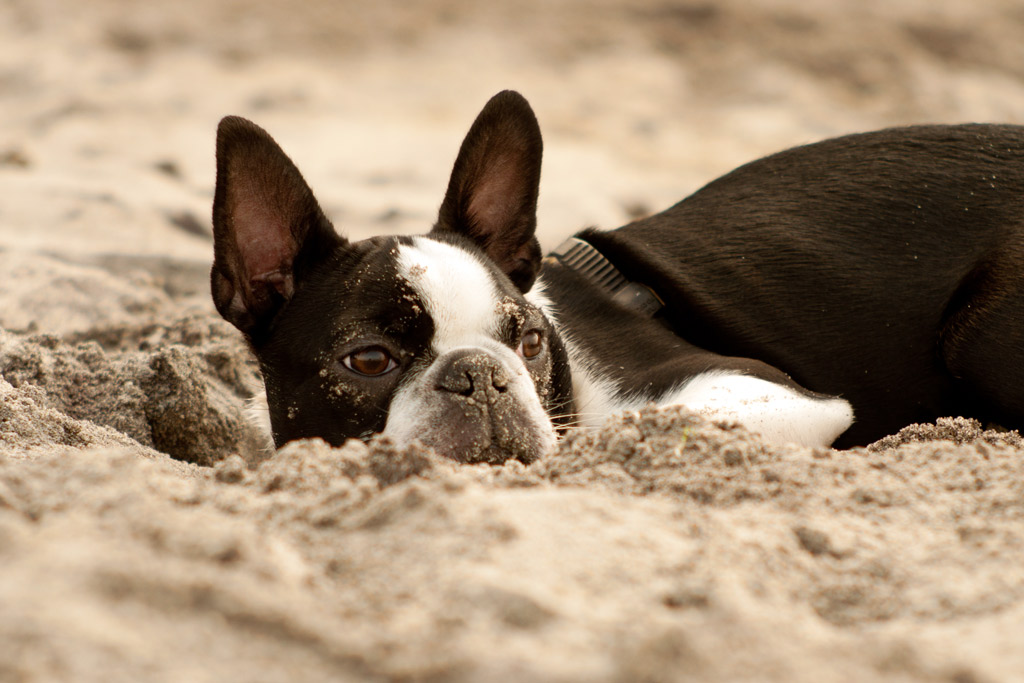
433,90,544,292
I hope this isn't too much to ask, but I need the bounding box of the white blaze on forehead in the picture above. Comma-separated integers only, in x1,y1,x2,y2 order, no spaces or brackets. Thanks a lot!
396,237,502,350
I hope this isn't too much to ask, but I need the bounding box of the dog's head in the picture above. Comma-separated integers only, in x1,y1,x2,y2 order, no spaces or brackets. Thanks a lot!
211,91,573,463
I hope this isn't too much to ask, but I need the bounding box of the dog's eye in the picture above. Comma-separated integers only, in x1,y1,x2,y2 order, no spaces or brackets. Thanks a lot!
518,329,544,359
342,347,397,376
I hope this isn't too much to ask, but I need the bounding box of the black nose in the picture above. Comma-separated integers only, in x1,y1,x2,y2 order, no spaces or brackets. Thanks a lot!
436,349,510,398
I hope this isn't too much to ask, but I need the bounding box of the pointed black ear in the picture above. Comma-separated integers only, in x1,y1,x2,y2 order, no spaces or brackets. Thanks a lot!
433,90,544,292
211,116,344,340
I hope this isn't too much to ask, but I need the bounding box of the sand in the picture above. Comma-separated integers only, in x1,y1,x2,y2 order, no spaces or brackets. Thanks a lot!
4,0,1024,680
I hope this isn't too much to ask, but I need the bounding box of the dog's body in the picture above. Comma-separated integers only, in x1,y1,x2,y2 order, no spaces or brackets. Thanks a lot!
212,91,1024,461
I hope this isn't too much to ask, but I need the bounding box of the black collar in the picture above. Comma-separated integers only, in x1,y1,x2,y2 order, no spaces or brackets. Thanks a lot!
546,237,664,317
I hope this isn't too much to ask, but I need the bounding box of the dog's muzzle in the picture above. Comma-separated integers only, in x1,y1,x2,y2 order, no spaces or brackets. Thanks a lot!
430,349,541,464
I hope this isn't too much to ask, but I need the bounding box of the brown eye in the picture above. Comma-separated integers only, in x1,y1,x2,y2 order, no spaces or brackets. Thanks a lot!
518,329,544,359
342,347,397,376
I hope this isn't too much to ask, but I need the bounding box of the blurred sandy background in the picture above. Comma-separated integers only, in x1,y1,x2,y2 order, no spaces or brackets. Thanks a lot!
4,1,1024,681
6,0,1024,260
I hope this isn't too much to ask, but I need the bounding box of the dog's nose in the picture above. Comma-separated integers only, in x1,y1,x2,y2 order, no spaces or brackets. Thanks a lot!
436,349,510,397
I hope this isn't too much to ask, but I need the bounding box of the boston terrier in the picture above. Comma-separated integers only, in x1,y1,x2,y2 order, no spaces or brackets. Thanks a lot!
211,90,1024,463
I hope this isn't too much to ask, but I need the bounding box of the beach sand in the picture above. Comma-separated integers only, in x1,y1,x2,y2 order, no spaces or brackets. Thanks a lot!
4,0,1024,680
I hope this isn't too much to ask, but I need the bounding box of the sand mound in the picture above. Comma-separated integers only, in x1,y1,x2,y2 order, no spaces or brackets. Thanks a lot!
4,398,1024,681
0,316,263,466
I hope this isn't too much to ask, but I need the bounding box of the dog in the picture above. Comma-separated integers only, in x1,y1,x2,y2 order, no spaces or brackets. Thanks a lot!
211,90,1024,462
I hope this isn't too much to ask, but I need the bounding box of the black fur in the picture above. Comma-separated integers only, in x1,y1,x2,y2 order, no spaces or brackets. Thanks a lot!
256,236,434,447
567,124,1024,446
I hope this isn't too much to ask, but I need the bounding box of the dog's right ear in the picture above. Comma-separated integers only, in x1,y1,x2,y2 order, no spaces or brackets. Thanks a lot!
211,116,344,340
